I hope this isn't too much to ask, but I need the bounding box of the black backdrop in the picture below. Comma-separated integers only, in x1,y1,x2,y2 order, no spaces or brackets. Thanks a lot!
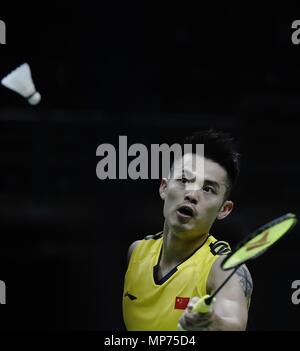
0,2,300,330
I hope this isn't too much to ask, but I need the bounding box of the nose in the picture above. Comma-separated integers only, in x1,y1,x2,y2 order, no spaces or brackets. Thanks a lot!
184,192,198,205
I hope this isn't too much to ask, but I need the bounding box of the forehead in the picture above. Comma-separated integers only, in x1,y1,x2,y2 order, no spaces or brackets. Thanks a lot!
172,153,227,183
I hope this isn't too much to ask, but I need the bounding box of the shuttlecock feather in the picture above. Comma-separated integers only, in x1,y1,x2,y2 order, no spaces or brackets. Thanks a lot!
1,63,41,105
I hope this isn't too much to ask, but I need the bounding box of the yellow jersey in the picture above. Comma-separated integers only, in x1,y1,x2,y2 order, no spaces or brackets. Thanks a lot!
122,232,230,331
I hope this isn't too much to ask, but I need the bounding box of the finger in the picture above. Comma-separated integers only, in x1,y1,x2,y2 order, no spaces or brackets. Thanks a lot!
189,296,200,305
179,314,203,331
185,311,213,325
179,315,212,331
183,309,213,325
186,307,213,320
187,297,200,311
184,315,213,330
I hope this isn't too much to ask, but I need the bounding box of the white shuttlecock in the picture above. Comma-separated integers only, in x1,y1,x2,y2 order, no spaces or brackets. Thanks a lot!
1,63,41,105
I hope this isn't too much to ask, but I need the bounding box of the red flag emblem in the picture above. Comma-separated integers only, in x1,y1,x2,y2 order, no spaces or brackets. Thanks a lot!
174,296,190,310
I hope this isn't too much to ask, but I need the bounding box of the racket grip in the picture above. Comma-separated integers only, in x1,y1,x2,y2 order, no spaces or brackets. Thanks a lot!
192,294,215,314
177,295,215,331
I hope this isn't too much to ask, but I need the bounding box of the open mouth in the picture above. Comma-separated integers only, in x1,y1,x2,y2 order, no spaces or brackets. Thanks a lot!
177,205,195,218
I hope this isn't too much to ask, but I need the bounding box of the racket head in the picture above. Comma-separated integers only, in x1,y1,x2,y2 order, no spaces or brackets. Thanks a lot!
222,213,297,270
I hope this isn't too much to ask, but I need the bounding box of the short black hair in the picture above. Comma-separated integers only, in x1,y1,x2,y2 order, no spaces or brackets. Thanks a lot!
183,129,241,199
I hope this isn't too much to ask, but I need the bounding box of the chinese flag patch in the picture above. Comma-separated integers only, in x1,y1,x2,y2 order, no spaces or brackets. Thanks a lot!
174,296,190,310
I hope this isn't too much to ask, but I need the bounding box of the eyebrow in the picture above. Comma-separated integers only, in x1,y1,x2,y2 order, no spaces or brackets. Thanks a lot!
175,167,224,188
181,170,196,181
181,171,221,189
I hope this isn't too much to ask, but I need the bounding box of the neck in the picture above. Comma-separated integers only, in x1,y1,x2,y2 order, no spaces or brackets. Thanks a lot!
161,222,209,267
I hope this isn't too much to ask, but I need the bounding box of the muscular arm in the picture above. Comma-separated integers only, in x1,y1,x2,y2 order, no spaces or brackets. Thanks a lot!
179,256,253,331
205,257,253,330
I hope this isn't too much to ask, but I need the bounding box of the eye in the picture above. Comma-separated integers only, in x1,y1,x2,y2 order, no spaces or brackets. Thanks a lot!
202,185,215,193
177,177,189,184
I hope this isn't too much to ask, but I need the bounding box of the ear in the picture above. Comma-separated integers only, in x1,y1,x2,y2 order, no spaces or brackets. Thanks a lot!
217,200,234,220
159,178,168,200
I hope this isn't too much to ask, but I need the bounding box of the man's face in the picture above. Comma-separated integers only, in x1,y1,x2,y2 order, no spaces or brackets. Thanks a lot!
159,153,233,237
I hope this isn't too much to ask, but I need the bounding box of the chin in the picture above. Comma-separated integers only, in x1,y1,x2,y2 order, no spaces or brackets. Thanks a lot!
172,221,197,234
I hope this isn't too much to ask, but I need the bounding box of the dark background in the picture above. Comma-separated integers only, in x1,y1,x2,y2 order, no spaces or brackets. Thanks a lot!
0,2,300,330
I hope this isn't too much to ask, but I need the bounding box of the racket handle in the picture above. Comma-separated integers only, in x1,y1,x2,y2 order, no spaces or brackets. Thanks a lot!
177,295,215,331
192,294,215,314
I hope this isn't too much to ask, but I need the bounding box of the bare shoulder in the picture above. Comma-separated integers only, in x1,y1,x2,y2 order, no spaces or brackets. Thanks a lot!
207,256,230,290
127,240,141,264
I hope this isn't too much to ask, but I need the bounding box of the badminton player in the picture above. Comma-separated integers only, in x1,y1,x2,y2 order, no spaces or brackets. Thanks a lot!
123,130,253,331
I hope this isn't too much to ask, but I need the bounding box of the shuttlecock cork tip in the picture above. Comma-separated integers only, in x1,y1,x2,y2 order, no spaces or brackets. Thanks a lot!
1,63,41,105
27,91,41,105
